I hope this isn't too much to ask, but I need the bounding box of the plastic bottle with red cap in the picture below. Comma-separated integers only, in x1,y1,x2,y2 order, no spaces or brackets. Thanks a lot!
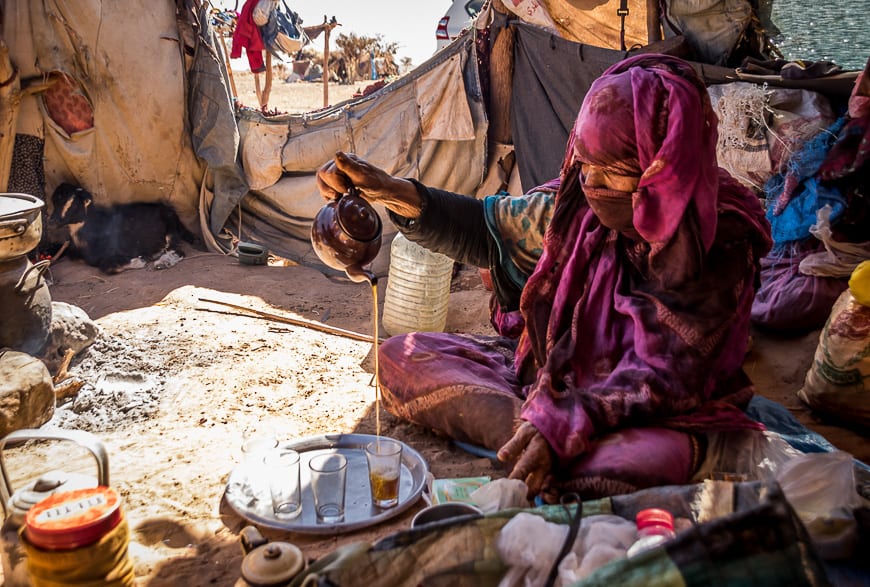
626,508,676,557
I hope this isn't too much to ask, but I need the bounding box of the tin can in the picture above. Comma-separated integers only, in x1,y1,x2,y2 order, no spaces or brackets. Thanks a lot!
22,486,134,586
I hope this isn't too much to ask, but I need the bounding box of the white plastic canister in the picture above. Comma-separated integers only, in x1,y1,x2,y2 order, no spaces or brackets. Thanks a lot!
381,233,453,336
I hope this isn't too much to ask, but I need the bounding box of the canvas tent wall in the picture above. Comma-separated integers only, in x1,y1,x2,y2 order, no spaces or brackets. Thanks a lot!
202,34,489,264
1,0,204,232
1,0,862,270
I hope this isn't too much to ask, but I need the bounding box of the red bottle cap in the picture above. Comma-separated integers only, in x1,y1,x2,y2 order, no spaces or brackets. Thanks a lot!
24,486,123,550
636,508,674,531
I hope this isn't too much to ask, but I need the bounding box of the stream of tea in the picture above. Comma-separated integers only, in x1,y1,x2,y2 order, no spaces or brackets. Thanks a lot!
370,278,381,439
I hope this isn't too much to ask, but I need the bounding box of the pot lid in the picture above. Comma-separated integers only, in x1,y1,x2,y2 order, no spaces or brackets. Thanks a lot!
6,470,99,526
24,486,122,550
241,541,306,586
0,193,44,218
336,192,381,242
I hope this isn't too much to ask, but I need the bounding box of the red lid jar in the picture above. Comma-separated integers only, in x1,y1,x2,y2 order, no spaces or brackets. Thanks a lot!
24,486,123,551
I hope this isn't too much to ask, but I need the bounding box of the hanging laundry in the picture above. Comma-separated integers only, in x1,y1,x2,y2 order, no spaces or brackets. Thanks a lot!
231,0,266,73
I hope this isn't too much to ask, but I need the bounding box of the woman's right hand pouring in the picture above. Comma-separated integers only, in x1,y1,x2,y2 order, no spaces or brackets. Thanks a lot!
316,151,423,219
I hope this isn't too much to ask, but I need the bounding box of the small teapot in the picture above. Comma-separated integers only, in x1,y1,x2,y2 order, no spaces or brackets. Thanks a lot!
236,526,306,587
311,187,382,284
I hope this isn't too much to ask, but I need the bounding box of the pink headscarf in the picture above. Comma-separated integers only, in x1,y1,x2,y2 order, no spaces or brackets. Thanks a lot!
568,54,720,252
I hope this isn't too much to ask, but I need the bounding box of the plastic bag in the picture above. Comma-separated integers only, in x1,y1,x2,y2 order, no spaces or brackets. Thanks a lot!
260,0,307,58
799,204,870,277
776,451,869,559
692,429,804,483
252,0,276,26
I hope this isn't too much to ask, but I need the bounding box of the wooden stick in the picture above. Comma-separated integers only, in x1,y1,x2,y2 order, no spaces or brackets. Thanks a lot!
323,17,331,108
197,297,383,343
53,348,76,384
55,378,85,401
646,0,663,42
218,34,238,98
262,51,272,109
254,70,263,107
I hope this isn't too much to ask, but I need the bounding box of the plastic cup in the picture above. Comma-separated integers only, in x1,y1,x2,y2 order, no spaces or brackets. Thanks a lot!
365,438,402,509
309,453,347,523
266,448,302,519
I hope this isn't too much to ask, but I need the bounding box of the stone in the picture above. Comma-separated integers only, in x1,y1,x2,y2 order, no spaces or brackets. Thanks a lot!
38,302,100,374
0,351,55,437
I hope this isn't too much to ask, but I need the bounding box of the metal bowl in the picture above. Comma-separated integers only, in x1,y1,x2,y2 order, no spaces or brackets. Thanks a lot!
0,193,44,261
410,502,483,528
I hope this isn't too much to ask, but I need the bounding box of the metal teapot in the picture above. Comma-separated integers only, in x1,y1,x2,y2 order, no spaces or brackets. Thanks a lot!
0,258,53,356
310,187,382,284
0,429,109,587
236,525,306,587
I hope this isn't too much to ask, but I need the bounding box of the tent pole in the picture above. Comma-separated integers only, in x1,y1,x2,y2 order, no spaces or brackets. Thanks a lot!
218,34,238,99
322,16,330,108
262,52,273,109
254,69,263,107
646,0,663,42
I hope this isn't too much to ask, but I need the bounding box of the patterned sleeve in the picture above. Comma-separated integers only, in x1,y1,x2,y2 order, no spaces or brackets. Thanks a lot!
483,191,555,289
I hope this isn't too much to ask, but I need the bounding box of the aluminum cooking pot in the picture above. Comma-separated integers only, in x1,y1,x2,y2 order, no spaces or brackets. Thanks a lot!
0,194,44,261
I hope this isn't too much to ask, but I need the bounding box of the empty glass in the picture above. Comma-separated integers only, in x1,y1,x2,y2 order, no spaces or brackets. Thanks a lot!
267,448,302,519
309,453,347,523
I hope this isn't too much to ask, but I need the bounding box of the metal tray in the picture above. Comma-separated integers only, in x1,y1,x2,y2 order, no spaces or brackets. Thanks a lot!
224,433,428,534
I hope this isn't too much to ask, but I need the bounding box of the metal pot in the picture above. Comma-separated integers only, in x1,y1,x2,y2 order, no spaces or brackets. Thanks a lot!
0,257,53,355
0,194,44,262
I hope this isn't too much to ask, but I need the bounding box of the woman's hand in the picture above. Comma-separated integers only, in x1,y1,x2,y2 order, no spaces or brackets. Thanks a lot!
497,421,554,499
316,151,423,218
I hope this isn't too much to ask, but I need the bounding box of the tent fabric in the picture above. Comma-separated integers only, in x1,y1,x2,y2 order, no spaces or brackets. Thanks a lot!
543,0,650,50
221,37,489,260
511,22,627,193
188,1,250,244
3,0,204,231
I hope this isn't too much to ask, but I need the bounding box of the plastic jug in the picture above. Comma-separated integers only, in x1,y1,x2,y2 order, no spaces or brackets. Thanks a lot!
382,233,453,336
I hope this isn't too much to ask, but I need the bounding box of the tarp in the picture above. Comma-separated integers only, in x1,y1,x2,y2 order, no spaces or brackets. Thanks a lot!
510,22,627,192
216,35,488,262
2,0,204,231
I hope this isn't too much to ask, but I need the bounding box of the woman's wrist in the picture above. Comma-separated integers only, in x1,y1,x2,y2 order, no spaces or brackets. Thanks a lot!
378,177,423,219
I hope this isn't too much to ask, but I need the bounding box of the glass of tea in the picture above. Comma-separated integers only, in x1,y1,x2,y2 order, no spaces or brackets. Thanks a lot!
365,438,403,508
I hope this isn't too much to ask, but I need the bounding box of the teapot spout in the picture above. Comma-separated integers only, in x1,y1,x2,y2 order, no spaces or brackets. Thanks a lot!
345,265,377,285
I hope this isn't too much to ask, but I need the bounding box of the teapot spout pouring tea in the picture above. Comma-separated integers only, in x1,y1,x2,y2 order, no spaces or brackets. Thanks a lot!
311,187,382,284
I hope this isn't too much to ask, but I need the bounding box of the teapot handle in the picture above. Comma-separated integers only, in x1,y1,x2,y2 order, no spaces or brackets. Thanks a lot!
0,429,110,518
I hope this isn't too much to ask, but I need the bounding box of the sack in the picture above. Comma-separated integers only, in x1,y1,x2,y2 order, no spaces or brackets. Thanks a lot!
797,285,870,427
260,0,307,57
252,0,276,26
286,480,831,587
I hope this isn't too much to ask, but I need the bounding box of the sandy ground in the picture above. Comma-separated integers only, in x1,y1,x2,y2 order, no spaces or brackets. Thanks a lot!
228,64,368,114
3,67,868,585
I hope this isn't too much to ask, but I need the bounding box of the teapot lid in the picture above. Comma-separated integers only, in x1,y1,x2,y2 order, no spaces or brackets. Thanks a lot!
241,541,306,586
336,191,381,243
7,470,98,526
